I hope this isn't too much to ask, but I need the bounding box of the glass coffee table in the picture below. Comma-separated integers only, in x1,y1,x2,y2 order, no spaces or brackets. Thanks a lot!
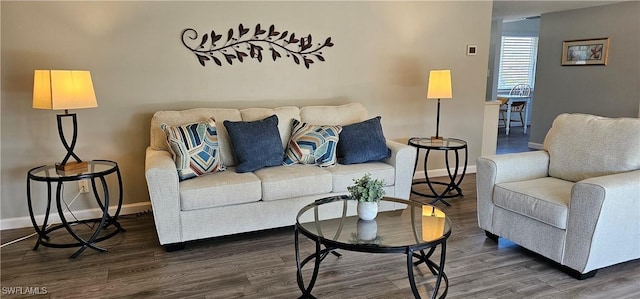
295,196,451,299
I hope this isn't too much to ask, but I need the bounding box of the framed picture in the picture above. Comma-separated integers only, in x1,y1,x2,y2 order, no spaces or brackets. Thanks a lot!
561,38,610,66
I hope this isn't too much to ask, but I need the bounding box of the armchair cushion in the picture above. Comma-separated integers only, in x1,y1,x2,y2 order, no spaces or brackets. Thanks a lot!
544,113,640,182
494,177,572,229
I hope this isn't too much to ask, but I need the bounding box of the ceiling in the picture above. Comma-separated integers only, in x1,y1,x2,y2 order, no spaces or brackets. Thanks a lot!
492,0,625,22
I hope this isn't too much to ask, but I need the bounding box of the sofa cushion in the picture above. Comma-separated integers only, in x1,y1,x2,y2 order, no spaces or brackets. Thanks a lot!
255,165,332,201
328,162,395,192
224,115,284,173
337,116,391,164
179,168,261,211
494,177,573,229
543,113,640,182
283,119,342,167
161,118,225,181
300,103,368,125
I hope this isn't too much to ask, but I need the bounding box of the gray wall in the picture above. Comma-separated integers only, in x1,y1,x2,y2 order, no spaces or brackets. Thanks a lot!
502,18,540,37
530,1,640,144
485,20,502,101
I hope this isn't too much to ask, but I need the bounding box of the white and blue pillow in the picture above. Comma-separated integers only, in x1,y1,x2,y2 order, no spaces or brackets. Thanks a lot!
283,119,342,167
161,118,225,181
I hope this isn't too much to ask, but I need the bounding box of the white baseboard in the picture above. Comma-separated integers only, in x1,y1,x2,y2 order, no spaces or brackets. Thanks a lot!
0,202,152,231
413,165,477,180
528,142,543,150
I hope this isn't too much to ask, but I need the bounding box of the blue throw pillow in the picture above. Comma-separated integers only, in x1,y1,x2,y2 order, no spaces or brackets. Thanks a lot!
223,114,284,173
337,116,391,164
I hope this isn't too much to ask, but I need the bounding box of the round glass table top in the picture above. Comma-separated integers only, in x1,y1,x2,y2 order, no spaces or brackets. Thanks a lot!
408,137,467,150
28,160,118,182
296,196,451,251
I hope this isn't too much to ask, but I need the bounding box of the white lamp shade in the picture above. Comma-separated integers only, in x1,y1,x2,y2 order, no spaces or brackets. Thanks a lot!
33,70,98,110
426,69,452,99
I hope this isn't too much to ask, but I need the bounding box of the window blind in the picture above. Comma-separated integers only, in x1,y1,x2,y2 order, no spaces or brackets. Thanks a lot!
497,36,538,91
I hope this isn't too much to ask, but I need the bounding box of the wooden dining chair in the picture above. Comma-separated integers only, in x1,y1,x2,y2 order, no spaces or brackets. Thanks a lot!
499,84,531,128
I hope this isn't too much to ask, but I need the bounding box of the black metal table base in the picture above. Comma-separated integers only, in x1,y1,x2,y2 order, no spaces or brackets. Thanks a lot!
295,226,448,299
27,160,125,258
409,138,468,206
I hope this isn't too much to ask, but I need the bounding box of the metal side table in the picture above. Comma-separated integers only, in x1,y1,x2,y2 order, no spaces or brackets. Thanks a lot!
26,160,125,258
408,137,468,206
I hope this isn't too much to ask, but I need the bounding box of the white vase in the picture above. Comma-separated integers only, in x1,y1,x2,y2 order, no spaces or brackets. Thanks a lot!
357,219,378,241
357,201,378,220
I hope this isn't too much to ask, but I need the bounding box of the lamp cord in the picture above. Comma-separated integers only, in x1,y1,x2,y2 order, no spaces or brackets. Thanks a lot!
0,186,93,248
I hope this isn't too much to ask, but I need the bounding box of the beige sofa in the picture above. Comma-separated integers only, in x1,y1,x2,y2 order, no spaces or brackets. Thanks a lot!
145,103,416,250
477,113,640,279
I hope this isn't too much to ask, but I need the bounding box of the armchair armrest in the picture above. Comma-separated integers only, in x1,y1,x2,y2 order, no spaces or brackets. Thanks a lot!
564,170,640,273
145,147,181,245
384,140,417,200
476,151,550,230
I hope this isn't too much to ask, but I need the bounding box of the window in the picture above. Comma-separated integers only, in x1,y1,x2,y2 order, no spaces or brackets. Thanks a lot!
497,36,538,91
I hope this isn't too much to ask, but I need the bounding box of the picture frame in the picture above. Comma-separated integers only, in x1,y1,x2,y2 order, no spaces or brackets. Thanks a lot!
561,38,610,66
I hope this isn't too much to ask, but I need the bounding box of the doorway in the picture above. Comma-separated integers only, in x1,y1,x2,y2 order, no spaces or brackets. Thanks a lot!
487,18,540,155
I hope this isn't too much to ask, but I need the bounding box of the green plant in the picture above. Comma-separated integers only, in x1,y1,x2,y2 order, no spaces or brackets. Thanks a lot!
347,173,385,202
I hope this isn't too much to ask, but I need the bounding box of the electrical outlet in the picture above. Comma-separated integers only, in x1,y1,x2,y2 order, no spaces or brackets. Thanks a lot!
78,180,90,194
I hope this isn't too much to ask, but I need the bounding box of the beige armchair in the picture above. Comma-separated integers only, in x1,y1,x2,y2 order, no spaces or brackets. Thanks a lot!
477,113,640,279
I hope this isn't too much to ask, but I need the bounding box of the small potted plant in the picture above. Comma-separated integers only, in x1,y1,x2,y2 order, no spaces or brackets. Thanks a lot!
347,173,385,220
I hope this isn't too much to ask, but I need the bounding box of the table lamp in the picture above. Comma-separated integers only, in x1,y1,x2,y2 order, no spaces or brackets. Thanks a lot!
33,70,98,172
426,70,452,142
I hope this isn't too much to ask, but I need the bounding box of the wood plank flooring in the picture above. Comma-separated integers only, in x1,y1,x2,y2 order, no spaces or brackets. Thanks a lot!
2,174,639,298
496,125,535,154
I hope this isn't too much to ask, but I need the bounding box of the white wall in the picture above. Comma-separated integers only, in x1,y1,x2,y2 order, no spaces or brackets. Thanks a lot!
1,1,492,223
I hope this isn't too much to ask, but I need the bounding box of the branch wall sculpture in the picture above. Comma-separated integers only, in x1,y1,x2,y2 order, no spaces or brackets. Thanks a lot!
181,24,334,69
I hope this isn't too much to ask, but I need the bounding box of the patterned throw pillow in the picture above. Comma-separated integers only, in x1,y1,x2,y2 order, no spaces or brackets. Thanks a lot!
161,118,225,181
283,119,342,167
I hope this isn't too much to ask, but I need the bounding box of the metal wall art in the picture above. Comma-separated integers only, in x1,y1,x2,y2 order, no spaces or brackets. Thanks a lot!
181,24,334,69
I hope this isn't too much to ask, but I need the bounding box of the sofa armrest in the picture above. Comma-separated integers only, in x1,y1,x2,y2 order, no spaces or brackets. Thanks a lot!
145,146,181,245
564,170,640,273
384,140,417,200
476,151,550,231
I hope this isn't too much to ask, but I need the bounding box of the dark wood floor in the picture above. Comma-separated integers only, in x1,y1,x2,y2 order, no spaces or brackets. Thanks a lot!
2,175,639,298
496,125,535,154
